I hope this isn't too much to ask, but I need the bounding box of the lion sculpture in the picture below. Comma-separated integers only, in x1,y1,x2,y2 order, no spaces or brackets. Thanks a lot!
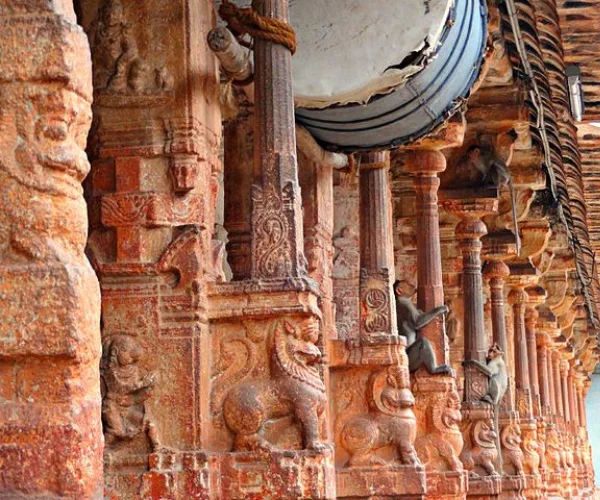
223,319,327,452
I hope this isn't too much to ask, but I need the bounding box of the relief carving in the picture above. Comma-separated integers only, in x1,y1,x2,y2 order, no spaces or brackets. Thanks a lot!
340,365,420,467
0,85,92,263
394,281,453,375
545,426,562,470
101,335,161,451
223,319,327,451
460,419,499,477
88,0,173,104
333,226,360,279
251,183,295,279
415,388,464,471
360,269,392,334
521,428,541,474
500,423,524,475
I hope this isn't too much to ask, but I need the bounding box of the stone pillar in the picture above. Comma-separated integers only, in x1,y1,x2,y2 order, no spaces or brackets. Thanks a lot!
0,3,102,498
82,0,221,496
525,291,544,418
405,150,447,363
552,352,564,420
560,361,571,425
359,151,396,338
443,196,501,494
508,274,541,485
251,0,306,280
484,261,525,494
536,332,552,417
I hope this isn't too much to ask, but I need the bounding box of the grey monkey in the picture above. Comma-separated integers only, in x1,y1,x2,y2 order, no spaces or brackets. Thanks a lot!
481,344,508,406
464,144,521,255
394,281,454,375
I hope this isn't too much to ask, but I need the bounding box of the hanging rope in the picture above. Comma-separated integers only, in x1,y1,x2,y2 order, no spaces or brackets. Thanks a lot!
219,0,297,54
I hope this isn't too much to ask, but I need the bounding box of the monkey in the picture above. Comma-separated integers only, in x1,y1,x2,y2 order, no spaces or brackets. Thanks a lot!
464,144,521,255
479,343,509,474
393,280,454,376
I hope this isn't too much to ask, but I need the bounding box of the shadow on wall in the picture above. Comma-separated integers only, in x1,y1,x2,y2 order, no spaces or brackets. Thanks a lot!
587,371,600,486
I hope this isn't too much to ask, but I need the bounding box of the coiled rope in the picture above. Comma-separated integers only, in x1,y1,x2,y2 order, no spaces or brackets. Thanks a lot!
219,0,297,54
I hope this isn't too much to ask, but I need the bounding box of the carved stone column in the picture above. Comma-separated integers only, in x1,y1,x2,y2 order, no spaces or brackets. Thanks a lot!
251,0,306,280
358,151,396,338
508,271,542,497
525,305,542,419
552,352,564,421
484,261,525,497
0,3,102,498
443,195,501,497
405,149,447,363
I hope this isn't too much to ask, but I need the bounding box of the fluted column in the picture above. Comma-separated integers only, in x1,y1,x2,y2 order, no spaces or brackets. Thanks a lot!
405,150,447,363
560,360,571,424
359,151,396,337
508,286,532,419
536,332,552,417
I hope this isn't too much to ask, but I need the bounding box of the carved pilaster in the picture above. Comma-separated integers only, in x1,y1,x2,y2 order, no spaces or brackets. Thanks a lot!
359,151,396,338
251,0,306,280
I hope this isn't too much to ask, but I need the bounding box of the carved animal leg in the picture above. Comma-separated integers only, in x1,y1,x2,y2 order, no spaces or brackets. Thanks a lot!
234,433,273,452
347,453,386,467
439,442,463,472
398,442,421,467
481,457,499,476
296,402,325,451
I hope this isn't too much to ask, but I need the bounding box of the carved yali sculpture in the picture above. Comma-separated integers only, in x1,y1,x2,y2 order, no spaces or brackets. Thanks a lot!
500,423,524,475
460,419,500,477
340,365,420,467
415,388,464,471
394,280,453,375
223,319,327,452
101,335,161,450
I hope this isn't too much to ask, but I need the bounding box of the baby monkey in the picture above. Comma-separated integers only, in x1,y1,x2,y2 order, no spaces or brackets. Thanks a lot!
464,142,521,255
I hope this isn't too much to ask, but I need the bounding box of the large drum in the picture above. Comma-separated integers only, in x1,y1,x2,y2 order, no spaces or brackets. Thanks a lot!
219,0,487,151
292,0,487,151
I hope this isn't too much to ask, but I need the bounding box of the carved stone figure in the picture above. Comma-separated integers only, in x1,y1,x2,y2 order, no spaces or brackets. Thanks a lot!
88,0,172,95
340,365,420,467
415,388,464,471
522,429,541,474
394,281,453,375
223,319,327,451
545,426,562,470
460,419,499,477
101,335,161,450
500,423,524,475
0,85,92,263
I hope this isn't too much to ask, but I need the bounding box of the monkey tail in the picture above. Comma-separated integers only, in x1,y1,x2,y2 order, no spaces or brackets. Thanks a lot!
493,403,504,475
509,179,521,256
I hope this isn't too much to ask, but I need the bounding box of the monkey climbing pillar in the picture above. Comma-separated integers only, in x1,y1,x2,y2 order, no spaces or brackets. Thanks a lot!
251,0,306,280
405,149,448,363
358,151,396,337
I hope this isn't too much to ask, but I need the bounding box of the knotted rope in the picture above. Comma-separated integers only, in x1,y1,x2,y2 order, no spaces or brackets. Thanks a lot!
219,0,297,54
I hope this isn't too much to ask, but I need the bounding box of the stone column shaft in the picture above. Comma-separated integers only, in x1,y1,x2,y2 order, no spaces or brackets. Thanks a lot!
526,307,541,416
251,0,305,279
406,150,447,363
552,353,564,419
537,333,551,415
560,361,571,423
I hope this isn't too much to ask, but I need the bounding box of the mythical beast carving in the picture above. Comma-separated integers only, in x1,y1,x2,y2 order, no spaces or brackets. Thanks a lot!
415,388,464,471
460,420,499,477
340,365,420,467
223,319,327,452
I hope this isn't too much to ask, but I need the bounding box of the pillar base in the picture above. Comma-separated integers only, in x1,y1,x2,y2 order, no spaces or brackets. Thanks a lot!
336,465,426,499
425,470,469,500
499,474,525,500
466,474,502,499
522,474,542,499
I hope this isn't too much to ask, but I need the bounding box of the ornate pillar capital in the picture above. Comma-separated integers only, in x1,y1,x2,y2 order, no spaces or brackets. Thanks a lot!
404,149,447,175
